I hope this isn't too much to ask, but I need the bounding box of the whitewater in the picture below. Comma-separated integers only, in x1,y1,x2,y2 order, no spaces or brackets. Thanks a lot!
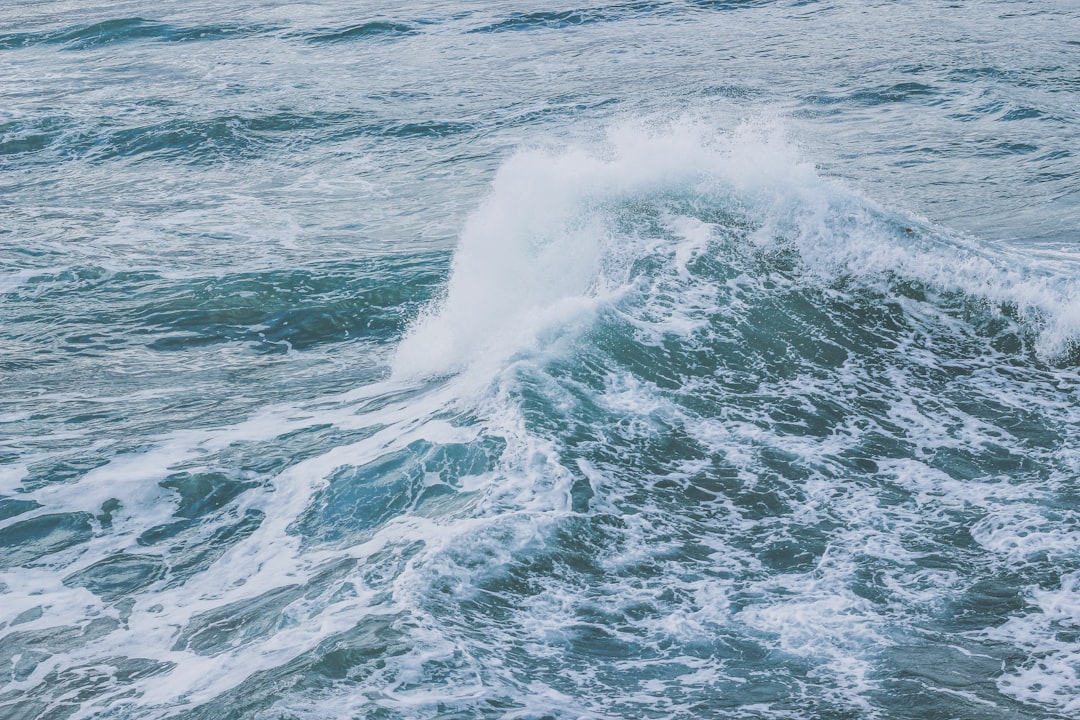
2,1,1079,719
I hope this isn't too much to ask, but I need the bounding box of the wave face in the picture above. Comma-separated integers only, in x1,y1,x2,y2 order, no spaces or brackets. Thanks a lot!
2,1,1080,719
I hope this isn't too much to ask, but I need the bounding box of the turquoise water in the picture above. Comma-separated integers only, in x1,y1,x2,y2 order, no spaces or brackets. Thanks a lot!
2,1,1079,718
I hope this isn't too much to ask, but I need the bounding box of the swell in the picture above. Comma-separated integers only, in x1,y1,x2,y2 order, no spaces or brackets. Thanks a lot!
466,0,781,33
394,119,1080,383
0,17,444,52
467,2,672,33
0,113,476,164
0,18,276,51
1,257,446,359
295,21,418,44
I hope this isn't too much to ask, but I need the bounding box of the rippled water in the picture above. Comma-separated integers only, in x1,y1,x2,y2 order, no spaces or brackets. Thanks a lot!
2,1,1079,718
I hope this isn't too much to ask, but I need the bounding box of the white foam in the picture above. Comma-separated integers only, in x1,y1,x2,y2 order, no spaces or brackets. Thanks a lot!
392,117,810,379
971,506,1080,565
988,571,1080,714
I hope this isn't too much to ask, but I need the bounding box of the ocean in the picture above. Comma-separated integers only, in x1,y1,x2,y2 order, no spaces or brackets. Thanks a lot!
1,1,1079,718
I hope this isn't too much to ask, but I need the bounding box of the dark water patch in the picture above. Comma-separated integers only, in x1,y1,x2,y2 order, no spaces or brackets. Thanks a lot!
0,512,93,568
937,290,1069,369
2,265,123,300
0,498,41,521
698,83,765,99
999,106,1045,122
1035,148,1072,162
11,606,43,626
0,117,74,157
63,553,166,601
0,133,57,156
944,63,1074,93
947,65,1012,83
885,144,946,167
173,584,306,655
0,18,273,51
802,82,942,107
91,116,271,163
21,456,112,492
970,99,1007,119
298,21,417,44
467,2,671,34
496,96,621,131
687,0,779,10
162,510,264,585
983,141,1039,156
897,62,934,76
470,9,601,33
177,614,408,720
875,640,1023,720
293,440,496,548
0,18,160,50
751,523,829,573
946,575,1036,631
159,472,258,520
97,498,120,529
378,119,475,139
927,445,1043,484
137,519,192,547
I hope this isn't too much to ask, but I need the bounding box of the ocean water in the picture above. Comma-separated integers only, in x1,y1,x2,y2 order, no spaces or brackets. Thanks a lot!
2,1,1079,718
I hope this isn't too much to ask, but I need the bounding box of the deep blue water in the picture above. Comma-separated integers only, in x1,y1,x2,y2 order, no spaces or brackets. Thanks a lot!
2,1,1080,718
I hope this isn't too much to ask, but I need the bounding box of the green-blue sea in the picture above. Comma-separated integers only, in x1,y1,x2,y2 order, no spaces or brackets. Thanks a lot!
2,1,1079,718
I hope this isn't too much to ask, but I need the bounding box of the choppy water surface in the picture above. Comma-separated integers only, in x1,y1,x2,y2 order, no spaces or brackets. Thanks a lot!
2,1,1079,718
